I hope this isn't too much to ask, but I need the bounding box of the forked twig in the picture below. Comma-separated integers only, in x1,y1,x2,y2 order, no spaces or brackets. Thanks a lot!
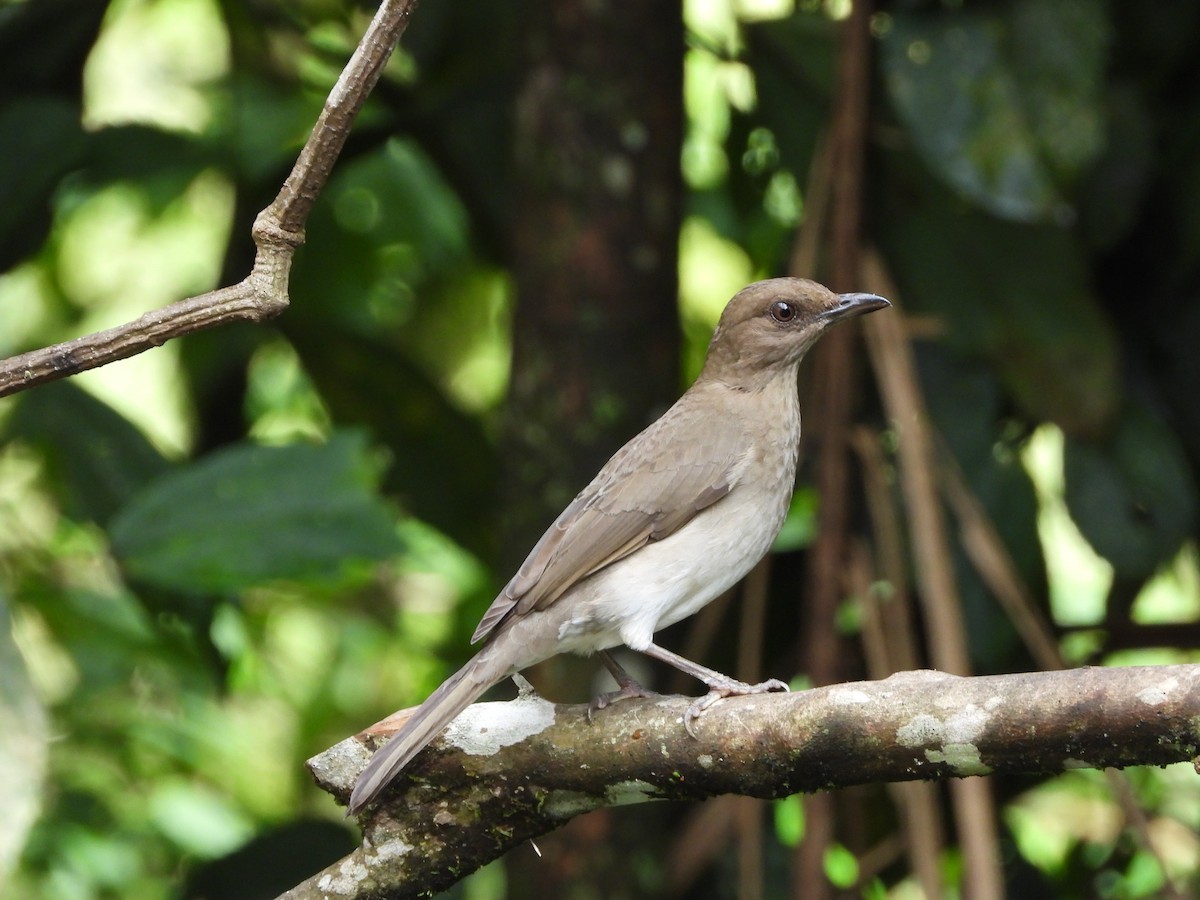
0,0,420,398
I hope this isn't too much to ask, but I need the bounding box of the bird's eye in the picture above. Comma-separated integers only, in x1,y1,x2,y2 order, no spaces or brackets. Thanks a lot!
770,300,796,323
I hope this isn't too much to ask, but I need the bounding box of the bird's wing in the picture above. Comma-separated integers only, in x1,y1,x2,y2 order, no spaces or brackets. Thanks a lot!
471,404,748,644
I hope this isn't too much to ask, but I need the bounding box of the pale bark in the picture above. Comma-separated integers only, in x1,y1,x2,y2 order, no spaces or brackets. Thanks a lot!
283,665,1200,899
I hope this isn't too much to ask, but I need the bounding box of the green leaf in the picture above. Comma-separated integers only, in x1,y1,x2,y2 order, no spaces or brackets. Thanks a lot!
879,181,1119,437
148,781,254,858
0,97,87,268
1120,848,1165,898
771,487,818,552
1064,403,1197,581
823,842,859,889
744,10,837,199
109,432,401,594
6,382,170,526
285,328,499,560
0,593,47,883
882,0,1108,223
0,0,107,97
82,124,211,212
292,138,472,327
773,795,805,847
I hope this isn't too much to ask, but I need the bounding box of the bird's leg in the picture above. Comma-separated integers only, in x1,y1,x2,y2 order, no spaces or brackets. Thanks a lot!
588,650,661,721
638,642,789,737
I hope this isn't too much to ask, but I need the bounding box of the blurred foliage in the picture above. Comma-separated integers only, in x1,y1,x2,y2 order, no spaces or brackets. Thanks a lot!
0,0,1198,898
107,430,399,595
882,0,1109,224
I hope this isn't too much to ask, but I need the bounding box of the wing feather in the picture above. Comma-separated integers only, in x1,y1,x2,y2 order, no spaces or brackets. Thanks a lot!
471,395,748,644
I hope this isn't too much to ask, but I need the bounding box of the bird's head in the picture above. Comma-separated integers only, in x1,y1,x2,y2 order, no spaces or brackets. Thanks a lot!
700,278,889,388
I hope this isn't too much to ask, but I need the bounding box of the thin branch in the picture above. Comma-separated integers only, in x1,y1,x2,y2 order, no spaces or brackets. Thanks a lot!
849,539,947,899
860,253,969,676
284,665,1200,899
860,251,1004,900
0,0,420,398
937,436,1064,671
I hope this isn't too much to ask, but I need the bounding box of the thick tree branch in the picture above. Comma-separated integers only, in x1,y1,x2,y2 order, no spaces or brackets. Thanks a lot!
0,0,420,398
286,665,1200,899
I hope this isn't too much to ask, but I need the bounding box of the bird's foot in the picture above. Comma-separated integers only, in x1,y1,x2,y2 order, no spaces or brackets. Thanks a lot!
684,677,789,738
588,679,661,722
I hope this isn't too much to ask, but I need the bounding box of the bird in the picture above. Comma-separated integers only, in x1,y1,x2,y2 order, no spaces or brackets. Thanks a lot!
347,277,889,815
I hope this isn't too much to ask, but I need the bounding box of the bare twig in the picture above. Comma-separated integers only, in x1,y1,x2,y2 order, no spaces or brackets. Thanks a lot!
859,255,969,677
934,408,1189,898
0,0,420,398
736,560,771,900
849,539,947,899
286,665,1200,899
664,563,772,895
860,251,1005,900
791,2,877,889
850,426,921,672
863,279,1188,898
937,441,1064,670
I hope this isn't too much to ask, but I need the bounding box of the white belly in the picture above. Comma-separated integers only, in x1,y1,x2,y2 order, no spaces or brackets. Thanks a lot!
492,376,802,669
552,458,793,655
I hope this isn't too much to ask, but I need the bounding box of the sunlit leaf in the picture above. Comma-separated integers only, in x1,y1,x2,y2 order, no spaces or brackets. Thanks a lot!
771,487,818,552
773,794,805,847
0,594,47,884
1121,847,1166,897
148,780,253,857
823,842,859,889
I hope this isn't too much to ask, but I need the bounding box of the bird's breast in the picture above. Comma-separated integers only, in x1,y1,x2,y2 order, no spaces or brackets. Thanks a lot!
553,412,801,656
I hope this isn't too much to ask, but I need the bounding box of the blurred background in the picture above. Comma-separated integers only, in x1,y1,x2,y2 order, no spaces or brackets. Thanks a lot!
1,0,1199,897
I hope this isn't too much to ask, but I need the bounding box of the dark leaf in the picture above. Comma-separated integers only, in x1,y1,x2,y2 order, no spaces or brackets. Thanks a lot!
745,9,835,190
0,0,109,101
5,382,170,526
82,124,213,212
879,171,1119,437
1064,402,1197,581
109,431,401,594
288,329,499,561
882,0,1108,223
0,98,87,268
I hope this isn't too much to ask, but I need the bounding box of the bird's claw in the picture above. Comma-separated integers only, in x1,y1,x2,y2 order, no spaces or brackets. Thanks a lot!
683,677,789,737
587,682,661,722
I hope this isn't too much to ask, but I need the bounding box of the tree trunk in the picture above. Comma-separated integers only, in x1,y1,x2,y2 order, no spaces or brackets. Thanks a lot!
502,1,684,896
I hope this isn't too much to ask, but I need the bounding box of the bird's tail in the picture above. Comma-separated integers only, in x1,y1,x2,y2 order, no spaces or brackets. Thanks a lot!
347,649,508,815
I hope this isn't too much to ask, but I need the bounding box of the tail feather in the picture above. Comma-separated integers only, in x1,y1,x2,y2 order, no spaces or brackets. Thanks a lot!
347,653,505,815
